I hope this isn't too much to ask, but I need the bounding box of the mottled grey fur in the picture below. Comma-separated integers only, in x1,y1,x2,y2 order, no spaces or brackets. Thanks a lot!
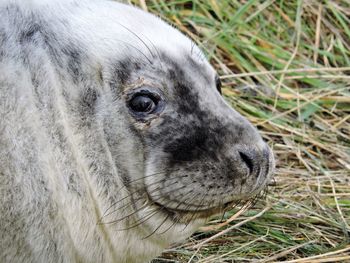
0,0,274,262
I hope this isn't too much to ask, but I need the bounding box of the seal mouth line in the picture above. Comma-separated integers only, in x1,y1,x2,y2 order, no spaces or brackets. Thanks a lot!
145,184,270,220
153,201,219,213
150,198,246,218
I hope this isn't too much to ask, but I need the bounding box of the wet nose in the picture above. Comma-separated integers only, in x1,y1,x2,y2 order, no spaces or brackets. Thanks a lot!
238,151,255,175
236,144,271,178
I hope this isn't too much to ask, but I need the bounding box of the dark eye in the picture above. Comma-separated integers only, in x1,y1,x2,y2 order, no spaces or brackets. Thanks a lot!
215,75,222,94
129,94,157,113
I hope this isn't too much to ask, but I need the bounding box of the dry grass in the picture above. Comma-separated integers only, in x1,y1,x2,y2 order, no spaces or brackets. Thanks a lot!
129,0,350,262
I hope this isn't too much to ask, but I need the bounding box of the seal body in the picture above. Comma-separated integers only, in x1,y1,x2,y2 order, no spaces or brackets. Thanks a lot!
0,1,274,262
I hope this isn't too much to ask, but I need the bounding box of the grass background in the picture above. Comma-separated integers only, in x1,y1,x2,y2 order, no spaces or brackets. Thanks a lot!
128,1,350,262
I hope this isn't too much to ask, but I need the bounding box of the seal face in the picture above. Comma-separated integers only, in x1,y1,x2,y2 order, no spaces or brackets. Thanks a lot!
109,52,274,225
0,0,274,262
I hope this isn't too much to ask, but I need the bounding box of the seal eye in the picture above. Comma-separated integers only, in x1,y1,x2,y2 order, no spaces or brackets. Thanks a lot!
215,76,222,95
129,94,156,113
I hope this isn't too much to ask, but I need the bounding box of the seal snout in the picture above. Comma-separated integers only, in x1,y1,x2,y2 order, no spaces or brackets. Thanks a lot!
236,143,272,180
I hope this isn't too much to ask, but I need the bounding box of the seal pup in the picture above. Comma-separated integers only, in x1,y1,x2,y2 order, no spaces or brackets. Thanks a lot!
0,0,274,262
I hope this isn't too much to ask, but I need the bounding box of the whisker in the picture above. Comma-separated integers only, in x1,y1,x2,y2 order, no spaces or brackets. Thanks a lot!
112,39,153,64
181,192,206,231
111,167,182,198
102,171,185,217
114,188,190,231
141,34,165,71
155,191,196,236
116,22,155,59
141,190,198,238
124,168,181,186
116,208,160,231
157,218,178,236
141,214,170,240
100,184,190,225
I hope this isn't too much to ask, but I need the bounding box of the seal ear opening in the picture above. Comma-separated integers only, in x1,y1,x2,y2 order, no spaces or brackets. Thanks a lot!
215,75,222,94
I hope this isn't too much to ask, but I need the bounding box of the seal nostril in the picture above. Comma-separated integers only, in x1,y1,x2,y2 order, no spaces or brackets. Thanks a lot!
239,151,254,175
